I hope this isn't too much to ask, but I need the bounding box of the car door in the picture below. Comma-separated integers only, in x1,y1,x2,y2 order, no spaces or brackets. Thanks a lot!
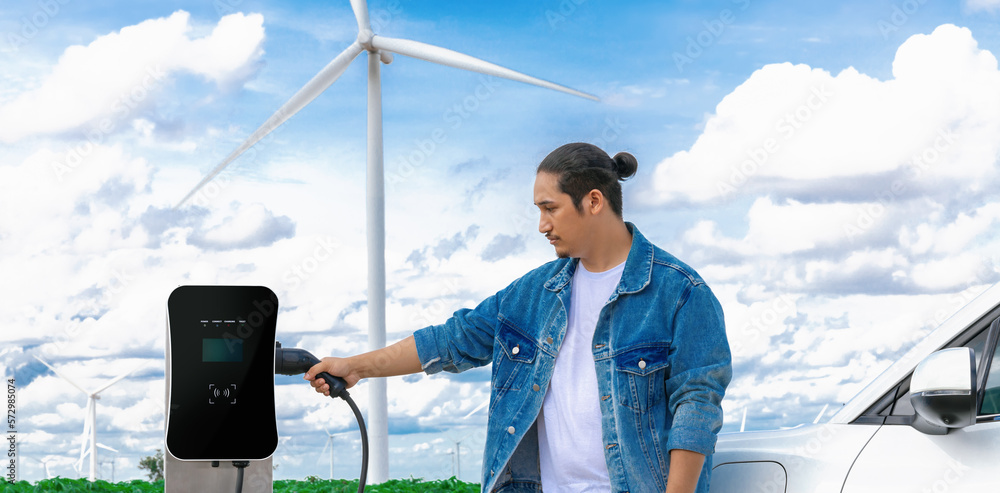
841,318,1000,491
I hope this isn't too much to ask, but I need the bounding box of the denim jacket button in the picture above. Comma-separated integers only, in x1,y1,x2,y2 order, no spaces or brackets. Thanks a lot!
532,384,540,391
507,426,516,434
638,359,647,370
546,337,553,345
512,346,520,355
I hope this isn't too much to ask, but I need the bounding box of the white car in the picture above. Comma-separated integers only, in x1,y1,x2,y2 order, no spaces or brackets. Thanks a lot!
710,282,1000,492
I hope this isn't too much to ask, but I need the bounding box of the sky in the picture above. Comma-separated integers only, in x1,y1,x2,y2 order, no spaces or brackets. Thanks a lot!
3,0,1000,485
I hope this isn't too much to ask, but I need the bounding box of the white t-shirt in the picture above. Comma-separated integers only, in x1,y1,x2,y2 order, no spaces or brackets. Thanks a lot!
538,260,625,492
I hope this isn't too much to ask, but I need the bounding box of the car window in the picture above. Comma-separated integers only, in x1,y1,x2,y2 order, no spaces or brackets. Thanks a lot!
980,339,1000,415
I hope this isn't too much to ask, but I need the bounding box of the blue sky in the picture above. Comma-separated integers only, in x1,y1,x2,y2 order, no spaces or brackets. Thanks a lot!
3,0,1000,484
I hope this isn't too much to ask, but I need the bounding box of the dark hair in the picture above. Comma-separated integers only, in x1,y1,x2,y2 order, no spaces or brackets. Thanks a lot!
536,142,637,217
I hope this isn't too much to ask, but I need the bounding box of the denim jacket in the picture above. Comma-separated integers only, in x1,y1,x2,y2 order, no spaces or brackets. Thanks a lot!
414,224,732,493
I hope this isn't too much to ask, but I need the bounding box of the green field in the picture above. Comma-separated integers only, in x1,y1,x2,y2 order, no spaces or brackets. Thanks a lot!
1,477,479,492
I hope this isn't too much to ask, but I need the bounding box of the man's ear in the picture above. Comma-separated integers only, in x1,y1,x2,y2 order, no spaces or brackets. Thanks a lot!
587,189,605,215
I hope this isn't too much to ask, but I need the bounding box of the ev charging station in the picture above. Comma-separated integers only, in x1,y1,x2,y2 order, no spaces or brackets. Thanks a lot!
165,286,279,492
164,286,367,493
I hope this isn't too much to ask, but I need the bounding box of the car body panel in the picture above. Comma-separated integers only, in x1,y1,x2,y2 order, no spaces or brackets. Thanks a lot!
710,424,879,493
841,420,1000,491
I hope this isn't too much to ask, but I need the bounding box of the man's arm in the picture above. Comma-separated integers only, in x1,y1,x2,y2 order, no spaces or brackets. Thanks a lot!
665,449,705,493
305,335,421,395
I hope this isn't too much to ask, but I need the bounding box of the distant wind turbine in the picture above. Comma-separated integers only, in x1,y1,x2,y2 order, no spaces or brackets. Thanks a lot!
319,426,337,480
175,1,598,482
95,445,120,482
28,456,53,480
444,432,472,480
34,356,139,482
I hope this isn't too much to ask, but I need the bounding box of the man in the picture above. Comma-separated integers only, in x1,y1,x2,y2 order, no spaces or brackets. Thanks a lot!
306,143,732,492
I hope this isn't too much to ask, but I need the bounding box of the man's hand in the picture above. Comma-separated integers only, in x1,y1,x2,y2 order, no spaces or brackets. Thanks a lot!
305,335,422,396
665,449,705,493
305,357,361,396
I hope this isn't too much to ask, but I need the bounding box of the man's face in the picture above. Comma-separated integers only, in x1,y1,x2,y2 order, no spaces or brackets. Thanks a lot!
534,171,588,259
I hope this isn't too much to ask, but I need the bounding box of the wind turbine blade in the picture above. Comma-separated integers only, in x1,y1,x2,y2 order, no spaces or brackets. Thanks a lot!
175,41,365,208
97,443,119,454
77,402,91,472
370,35,599,102
33,356,90,395
463,399,488,420
92,364,143,395
319,436,332,459
813,403,829,424
350,0,371,33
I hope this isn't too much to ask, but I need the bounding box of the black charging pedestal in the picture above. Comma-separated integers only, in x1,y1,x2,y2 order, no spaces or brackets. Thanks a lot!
164,286,279,493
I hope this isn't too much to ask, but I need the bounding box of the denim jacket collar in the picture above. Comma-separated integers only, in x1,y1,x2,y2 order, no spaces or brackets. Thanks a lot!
542,222,652,296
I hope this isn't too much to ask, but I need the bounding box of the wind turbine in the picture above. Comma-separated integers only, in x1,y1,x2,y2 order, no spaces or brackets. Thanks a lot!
176,1,598,483
446,435,466,480
318,426,360,479
34,356,138,482
319,426,339,480
28,456,54,480
95,445,120,482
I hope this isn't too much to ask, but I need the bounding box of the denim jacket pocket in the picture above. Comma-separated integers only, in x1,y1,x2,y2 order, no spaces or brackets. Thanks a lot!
492,318,538,392
614,344,671,413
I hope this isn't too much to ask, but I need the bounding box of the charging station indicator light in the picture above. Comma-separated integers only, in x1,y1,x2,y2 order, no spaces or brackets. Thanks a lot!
202,338,243,363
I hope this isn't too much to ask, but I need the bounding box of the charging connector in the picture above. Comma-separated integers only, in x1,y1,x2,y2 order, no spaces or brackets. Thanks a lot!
274,344,348,398
275,343,367,493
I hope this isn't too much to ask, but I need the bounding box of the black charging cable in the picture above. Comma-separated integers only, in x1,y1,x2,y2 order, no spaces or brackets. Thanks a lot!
233,461,250,493
275,342,368,493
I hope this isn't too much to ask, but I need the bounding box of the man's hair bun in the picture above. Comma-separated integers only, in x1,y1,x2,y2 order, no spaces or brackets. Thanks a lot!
612,152,638,180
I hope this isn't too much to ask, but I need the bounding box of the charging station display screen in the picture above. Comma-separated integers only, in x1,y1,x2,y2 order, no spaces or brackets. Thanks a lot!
202,338,243,362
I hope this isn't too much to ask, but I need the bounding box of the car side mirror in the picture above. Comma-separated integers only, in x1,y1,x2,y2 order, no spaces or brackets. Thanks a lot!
909,347,977,435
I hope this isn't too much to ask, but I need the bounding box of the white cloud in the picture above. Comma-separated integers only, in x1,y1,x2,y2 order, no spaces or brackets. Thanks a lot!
0,11,265,143
900,203,1000,255
657,24,1000,433
650,24,1000,204
965,0,1000,11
